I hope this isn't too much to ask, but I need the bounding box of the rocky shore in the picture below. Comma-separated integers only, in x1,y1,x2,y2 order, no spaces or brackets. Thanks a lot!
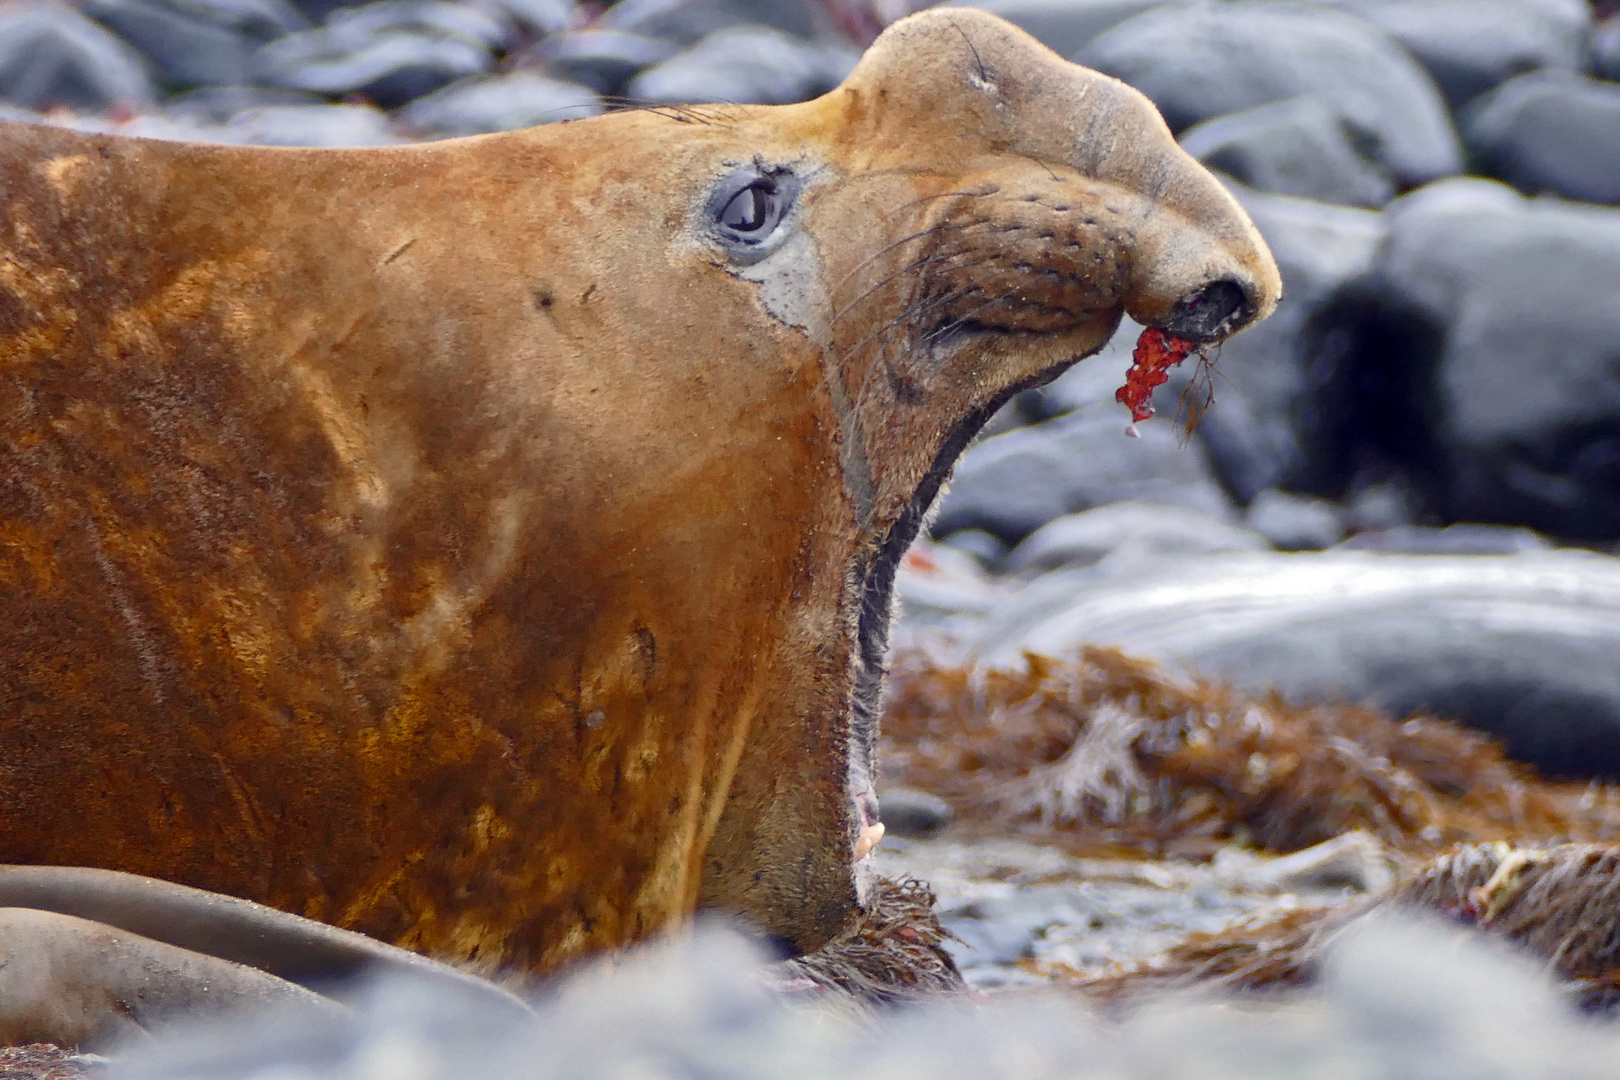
6,0,1620,1075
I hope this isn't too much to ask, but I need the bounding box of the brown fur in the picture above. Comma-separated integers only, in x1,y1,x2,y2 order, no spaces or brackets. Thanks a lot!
0,10,1277,975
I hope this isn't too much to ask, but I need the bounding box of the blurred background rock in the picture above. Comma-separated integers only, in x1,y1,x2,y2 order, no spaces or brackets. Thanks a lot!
7,0,1620,775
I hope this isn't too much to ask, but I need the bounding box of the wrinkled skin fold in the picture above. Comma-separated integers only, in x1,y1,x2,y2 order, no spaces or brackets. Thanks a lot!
0,10,1278,976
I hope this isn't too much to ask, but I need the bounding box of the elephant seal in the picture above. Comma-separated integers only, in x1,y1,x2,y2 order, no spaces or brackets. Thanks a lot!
0,8,1278,978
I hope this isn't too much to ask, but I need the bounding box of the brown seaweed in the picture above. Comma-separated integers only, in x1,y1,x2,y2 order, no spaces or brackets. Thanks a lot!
1064,842,1620,1010
0,1045,94,1080
881,646,1620,857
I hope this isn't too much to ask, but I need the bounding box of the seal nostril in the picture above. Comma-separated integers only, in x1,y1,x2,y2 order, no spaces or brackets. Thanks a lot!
1164,278,1252,342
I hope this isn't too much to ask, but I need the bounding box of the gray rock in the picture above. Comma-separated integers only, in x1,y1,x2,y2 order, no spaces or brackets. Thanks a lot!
1244,488,1345,550
1342,478,1421,533
940,911,1039,969
1080,0,1463,187
931,403,1235,546
644,23,856,105
1597,15,1620,81
1005,501,1269,574
1337,523,1552,555
83,0,306,88
1309,0,1591,109
0,2,156,110
0,101,43,122
1179,96,1396,208
223,101,405,144
254,24,492,108
938,528,1009,567
626,24,857,105
1026,318,1147,421
106,913,1620,1080
974,396,1040,442
934,0,1164,60
399,72,599,135
163,83,323,122
1371,179,1620,539
1193,182,1387,502
519,28,676,96
326,0,512,50
1464,70,1620,206
877,788,953,837
479,0,573,37
596,0,821,45
975,550,1620,778
896,540,1006,619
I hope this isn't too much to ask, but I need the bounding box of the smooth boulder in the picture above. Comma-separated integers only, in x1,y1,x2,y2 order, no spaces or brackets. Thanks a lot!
1464,70,1620,206
975,550,1620,779
1371,179,1620,540
625,24,856,105
1243,488,1346,550
399,72,601,135
1597,15,1620,81
596,0,821,44
253,21,492,108
81,0,305,89
1080,0,1462,187
518,28,676,95
1309,0,1592,108
935,0,1164,59
1178,96,1395,208
0,2,155,110
1004,500,1270,574
932,403,1235,546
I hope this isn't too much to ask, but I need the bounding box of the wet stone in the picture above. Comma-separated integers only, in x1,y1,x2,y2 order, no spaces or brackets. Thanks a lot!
1464,70,1620,206
254,25,492,108
596,0,821,46
879,788,954,838
1080,0,1462,187
0,2,156,110
518,28,676,95
626,24,857,106
1179,96,1396,209
399,71,600,136
1310,0,1592,109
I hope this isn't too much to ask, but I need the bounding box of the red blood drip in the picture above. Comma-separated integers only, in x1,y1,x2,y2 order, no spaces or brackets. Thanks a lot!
1116,327,1197,423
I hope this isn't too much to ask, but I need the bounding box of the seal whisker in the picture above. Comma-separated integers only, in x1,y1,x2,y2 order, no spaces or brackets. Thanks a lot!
845,279,998,414
837,272,985,369
830,219,989,302
596,97,737,127
923,292,1021,343
882,188,1001,219
831,241,988,328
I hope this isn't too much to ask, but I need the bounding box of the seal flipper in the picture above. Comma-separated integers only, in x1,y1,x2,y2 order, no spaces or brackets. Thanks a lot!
0,865,534,1043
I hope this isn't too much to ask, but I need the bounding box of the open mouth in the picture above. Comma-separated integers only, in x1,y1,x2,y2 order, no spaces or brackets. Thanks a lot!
841,326,1088,853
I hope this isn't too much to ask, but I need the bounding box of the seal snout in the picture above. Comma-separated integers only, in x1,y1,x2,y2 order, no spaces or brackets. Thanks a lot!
1161,277,1257,343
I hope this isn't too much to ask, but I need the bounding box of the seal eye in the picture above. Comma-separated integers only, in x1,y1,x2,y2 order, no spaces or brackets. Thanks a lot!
707,166,800,262
721,183,771,232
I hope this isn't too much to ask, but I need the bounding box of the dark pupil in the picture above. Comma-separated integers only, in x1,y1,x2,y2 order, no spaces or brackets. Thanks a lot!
721,184,770,231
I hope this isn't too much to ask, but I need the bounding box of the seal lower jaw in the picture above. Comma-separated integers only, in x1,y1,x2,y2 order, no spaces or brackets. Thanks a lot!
840,329,1093,864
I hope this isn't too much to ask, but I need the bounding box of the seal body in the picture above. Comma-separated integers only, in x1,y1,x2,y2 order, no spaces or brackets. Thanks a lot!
0,10,1278,974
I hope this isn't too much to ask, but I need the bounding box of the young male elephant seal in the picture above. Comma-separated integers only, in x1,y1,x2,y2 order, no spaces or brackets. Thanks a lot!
0,9,1279,978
